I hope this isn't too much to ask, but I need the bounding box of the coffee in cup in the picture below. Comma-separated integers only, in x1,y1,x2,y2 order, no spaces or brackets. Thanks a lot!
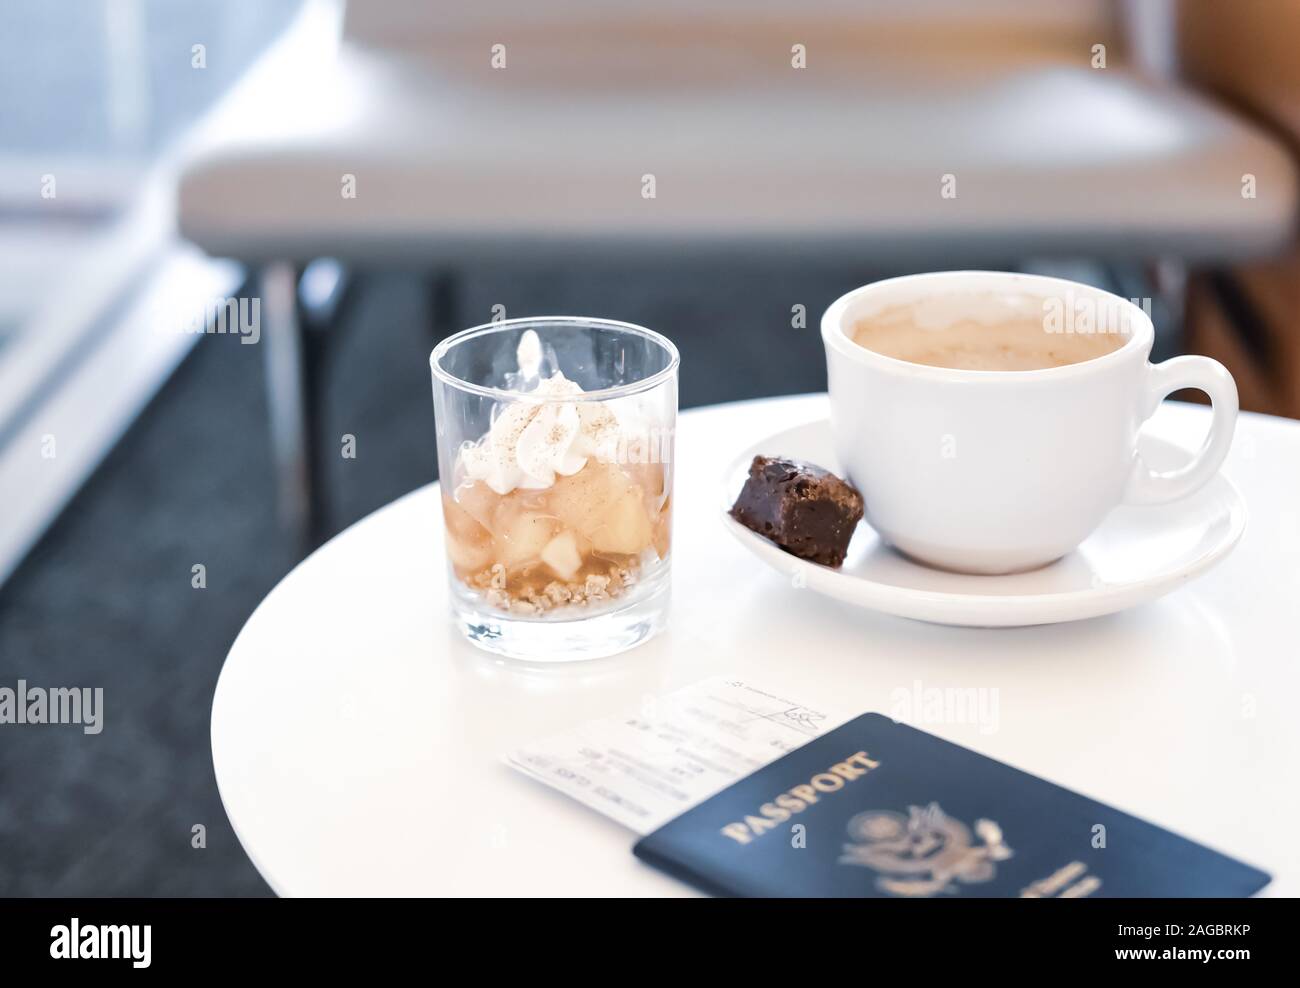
849,294,1128,371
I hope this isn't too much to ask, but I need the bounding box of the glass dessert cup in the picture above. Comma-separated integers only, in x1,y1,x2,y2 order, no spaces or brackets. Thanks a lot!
430,317,678,662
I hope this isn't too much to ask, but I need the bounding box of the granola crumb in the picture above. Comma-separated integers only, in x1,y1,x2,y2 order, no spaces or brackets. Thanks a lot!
464,559,640,615
543,582,573,606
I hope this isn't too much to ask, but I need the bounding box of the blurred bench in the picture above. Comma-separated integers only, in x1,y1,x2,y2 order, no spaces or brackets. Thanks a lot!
176,0,1298,543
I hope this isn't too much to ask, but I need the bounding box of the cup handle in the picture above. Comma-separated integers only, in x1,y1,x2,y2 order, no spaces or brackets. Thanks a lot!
1123,355,1238,506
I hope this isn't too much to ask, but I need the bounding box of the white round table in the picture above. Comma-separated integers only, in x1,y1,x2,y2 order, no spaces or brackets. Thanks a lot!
212,395,1300,896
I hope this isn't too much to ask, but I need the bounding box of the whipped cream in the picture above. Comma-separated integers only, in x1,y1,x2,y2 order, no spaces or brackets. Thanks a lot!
460,331,620,495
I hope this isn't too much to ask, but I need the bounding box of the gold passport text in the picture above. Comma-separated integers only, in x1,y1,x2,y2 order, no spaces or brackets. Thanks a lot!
720,750,880,845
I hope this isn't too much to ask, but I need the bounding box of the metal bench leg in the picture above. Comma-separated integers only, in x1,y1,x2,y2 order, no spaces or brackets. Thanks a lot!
260,261,315,553
1151,258,1188,362
428,269,461,342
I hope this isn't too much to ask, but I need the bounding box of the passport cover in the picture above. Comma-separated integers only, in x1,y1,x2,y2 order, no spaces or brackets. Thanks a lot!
633,714,1271,897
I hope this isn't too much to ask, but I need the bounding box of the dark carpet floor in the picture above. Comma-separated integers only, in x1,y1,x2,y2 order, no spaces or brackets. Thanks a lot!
0,260,887,895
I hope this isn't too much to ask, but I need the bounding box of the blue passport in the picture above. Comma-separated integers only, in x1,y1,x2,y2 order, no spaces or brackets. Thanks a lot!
633,714,1270,897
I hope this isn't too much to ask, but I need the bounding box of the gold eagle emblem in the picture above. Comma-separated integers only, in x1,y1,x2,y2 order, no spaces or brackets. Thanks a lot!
839,802,1013,897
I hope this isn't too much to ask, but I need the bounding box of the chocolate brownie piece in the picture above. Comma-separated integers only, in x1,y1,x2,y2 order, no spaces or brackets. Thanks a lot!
729,455,864,567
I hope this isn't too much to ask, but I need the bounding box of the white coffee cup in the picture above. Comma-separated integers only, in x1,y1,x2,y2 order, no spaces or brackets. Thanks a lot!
821,271,1239,574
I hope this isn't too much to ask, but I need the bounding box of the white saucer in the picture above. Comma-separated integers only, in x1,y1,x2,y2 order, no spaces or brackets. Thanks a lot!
721,419,1246,627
